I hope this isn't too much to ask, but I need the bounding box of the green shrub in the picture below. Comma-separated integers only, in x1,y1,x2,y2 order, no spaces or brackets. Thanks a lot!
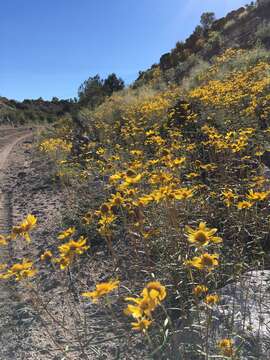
255,21,270,42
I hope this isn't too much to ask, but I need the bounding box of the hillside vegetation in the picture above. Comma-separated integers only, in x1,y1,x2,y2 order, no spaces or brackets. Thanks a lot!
0,96,75,125
134,1,270,88
1,1,270,359
0,73,124,126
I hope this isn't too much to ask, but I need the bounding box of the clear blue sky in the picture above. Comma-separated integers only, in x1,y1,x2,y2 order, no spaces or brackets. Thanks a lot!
1,0,247,101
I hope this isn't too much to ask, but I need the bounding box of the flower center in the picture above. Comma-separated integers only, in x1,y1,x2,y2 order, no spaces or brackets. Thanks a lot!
201,255,214,266
194,231,208,244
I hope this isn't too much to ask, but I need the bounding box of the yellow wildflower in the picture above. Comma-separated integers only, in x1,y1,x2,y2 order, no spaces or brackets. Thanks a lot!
185,222,222,247
142,281,167,302
124,294,157,319
55,236,89,269
1,259,37,281
109,172,124,184
185,253,219,272
54,256,70,270
193,285,208,297
58,227,76,240
125,281,166,320
218,338,234,357
173,187,194,200
12,214,37,242
100,203,110,215
82,280,119,303
40,138,72,153
58,237,89,257
130,150,143,156
108,193,125,207
247,190,269,201
40,250,53,261
237,201,253,209
222,190,237,207
123,172,143,186
136,194,154,207
205,294,220,305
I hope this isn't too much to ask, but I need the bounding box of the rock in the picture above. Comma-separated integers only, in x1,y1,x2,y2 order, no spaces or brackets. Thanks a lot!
174,271,270,359
213,270,270,359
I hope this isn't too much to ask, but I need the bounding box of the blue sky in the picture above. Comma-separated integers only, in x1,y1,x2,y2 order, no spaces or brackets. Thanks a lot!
1,0,247,101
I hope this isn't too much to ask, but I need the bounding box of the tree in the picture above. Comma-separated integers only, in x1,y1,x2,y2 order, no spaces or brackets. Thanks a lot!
200,12,215,30
194,25,203,35
160,53,172,71
103,73,124,96
78,74,104,108
78,73,125,108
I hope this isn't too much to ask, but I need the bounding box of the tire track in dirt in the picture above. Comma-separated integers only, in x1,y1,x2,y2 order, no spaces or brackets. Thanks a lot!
0,131,33,236
0,129,33,359
0,129,33,258
0,131,32,175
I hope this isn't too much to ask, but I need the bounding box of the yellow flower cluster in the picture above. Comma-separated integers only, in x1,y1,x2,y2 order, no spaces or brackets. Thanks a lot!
11,214,37,242
124,281,166,332
0,259,36,281
55,235,89,270
184,222,222,272
40,138,72,153
185,222,223,311
190,60,270,120
198,48,245,82
202,125,256,153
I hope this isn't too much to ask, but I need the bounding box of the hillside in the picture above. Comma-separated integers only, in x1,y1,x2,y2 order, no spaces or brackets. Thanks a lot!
0,96,75,125
134,0,270,87
1,1,270,359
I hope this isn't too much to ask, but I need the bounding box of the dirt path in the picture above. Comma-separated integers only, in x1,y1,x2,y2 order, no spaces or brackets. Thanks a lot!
0,128,73,359
0,128,33,359
0,130,32,178
0,130,33,235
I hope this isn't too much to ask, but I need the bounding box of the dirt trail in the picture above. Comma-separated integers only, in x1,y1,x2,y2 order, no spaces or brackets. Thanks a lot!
0,130,32,179
0,130,32,234
0,128,33,359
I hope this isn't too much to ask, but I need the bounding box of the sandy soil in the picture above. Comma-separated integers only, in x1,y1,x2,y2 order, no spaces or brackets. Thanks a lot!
0,129,34,359
0,131,32,175
0,131,67,359
0,129,66,359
